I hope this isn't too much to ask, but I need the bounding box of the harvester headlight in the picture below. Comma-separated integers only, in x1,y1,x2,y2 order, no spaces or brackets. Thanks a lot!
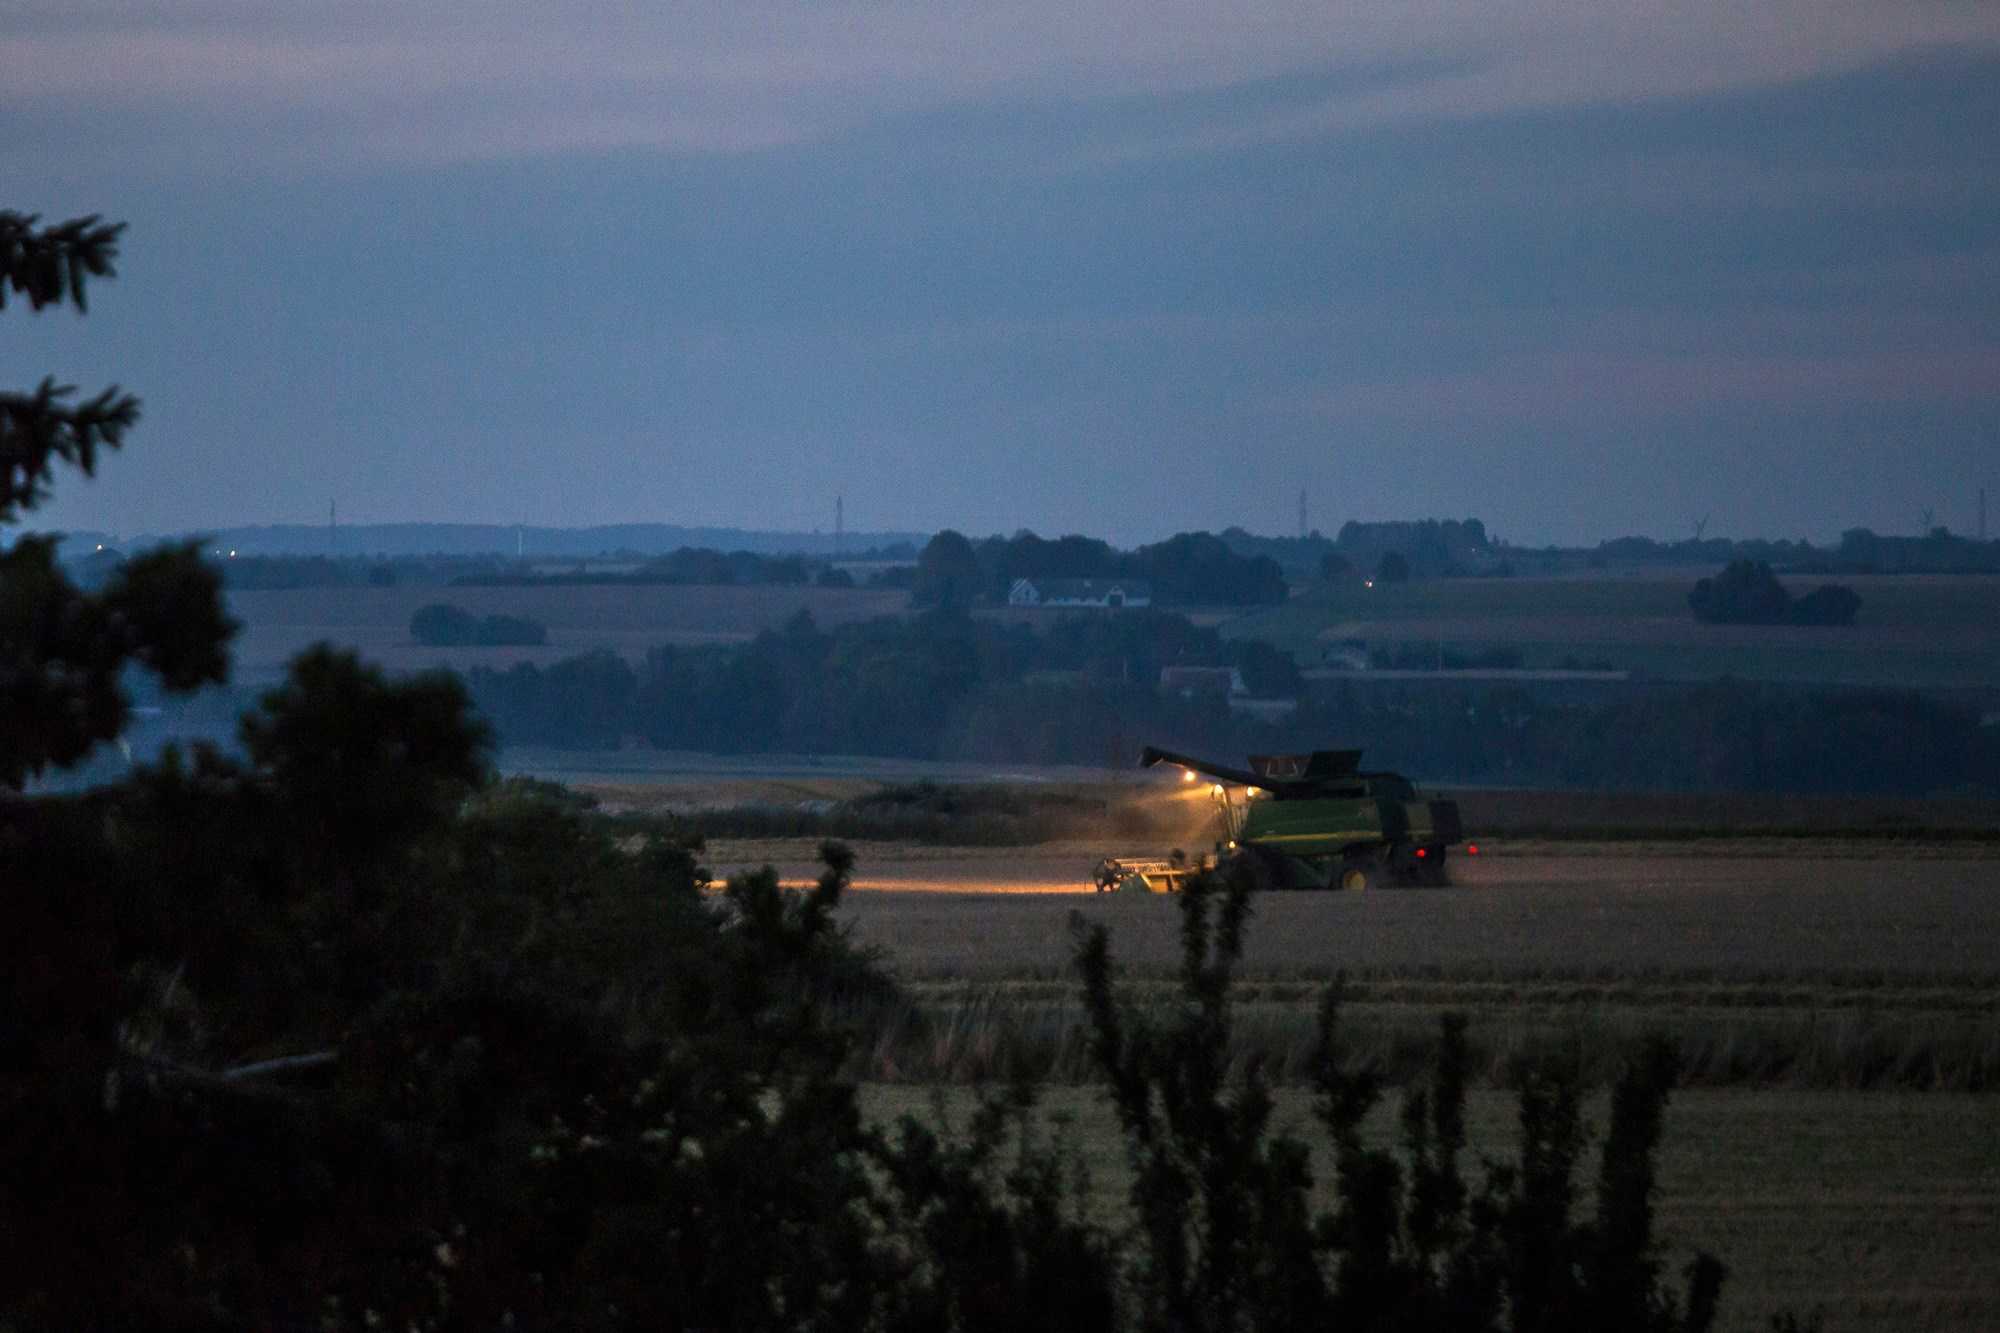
1182,769,1196,783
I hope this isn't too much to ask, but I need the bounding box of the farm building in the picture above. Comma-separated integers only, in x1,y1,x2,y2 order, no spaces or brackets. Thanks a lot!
1006,577,1152,608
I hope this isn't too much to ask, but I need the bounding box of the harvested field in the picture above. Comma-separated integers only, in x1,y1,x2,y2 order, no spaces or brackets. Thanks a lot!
706,841,2000,978
225,583,908,680
861,1085,2000,1333
728,843,2000,1092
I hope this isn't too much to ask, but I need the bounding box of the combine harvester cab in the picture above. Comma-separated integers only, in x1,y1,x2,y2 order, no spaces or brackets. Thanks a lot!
1127,745,1467,890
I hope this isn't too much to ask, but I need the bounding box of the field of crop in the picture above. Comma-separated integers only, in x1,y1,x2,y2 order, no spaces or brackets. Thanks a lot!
860,1084,2000,1333
807,843,2000,1332
618,764,2000,1330
224,583,908,680
1224,573,2000,688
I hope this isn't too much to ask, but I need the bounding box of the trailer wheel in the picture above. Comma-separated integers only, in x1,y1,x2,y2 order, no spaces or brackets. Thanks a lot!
1336,859,1374,892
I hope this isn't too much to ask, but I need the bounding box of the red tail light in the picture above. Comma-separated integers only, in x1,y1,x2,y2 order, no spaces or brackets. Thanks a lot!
1414,847,1428,858
1467,844,1479,855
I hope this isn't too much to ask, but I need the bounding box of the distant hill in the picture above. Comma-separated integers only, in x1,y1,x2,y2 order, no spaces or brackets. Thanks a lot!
54,523,926,559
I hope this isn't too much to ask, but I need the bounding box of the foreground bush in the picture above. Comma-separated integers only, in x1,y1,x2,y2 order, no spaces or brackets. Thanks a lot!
1067,864,1724,1333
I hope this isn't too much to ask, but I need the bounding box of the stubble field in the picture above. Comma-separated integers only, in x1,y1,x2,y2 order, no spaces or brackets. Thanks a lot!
693,831,2000,1333
224,583,908,680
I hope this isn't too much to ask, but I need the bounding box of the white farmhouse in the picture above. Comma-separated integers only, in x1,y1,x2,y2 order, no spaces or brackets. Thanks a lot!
1006,577,1152,609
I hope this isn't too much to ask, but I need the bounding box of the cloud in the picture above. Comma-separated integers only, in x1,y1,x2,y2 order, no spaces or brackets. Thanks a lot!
4,1,1997,168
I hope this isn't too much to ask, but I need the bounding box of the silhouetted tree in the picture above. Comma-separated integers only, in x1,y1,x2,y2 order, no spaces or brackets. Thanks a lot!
1687,560,1791,624
1,211,232,788
914,528,984,608
1688,561,1859,626
1786,584,1860,627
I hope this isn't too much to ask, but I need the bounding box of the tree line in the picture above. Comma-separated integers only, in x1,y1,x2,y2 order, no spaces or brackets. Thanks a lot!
914,529,1290,607
463,609,1994,795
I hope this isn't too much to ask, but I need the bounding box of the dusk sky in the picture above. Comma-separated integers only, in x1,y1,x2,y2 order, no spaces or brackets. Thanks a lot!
5,2,1997,547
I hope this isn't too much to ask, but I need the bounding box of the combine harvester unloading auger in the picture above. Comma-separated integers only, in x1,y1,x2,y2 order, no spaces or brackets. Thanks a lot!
1092,745,1472,892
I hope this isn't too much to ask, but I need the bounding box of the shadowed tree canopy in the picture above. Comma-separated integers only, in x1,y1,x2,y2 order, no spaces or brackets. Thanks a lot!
1688,560,1860,626
913,528,983,608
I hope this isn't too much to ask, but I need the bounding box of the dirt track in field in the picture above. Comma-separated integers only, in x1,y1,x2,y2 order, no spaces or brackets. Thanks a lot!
704,840,2000,978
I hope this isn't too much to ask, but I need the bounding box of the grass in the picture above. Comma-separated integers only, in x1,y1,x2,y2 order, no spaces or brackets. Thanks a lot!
858,1083,2000,1333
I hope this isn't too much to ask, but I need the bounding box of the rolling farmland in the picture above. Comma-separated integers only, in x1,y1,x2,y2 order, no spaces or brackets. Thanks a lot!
1224,573,2000,688
700,826,2000,1331
224,582,908,680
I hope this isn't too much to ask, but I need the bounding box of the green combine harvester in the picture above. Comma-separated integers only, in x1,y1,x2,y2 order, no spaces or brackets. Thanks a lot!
1092,745,1469,892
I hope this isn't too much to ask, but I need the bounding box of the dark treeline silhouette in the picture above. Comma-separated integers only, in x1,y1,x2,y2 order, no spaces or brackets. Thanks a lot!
1214,519,1502,582
464,610,1995,794
1600,529,2000,574
455,545,823,587
1823,526,2000,574
1336,518,1498,578
1688,561,1861,626
471,608,1292,756
916,529,1290,607
1216,525,1338,577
